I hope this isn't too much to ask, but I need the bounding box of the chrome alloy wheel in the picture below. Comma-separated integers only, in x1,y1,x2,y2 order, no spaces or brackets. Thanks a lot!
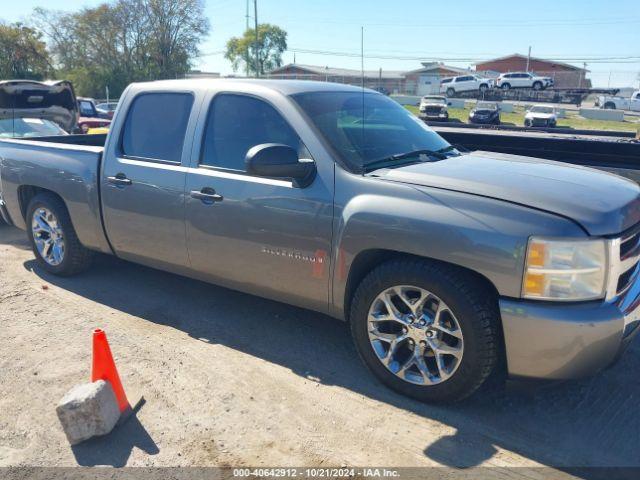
31,207,65,266
367,286,464,385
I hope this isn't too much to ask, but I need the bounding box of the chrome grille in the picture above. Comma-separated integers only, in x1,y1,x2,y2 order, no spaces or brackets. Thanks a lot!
606,230,640,300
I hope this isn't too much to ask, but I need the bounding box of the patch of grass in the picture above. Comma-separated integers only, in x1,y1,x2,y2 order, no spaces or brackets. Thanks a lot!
405,104,640,133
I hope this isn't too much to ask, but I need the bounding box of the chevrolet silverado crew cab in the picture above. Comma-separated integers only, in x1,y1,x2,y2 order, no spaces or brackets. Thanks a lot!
1,79,639,403
597,90,640,112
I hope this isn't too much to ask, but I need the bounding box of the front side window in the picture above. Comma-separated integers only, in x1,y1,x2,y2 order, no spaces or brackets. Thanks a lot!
201,94,302,171
121,92,193,162
292,91,453,173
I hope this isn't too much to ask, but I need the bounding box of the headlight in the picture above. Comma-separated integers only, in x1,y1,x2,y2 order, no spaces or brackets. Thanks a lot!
522,237,607,301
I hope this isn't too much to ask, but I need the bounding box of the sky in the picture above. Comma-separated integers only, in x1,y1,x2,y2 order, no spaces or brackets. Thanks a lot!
3,0,640,88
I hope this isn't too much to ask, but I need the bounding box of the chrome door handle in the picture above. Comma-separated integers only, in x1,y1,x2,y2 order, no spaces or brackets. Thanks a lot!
107,174,132,186
190,188,223,204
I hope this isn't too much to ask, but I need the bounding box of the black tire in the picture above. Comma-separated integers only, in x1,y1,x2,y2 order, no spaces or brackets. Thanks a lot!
350,259,501,403
524,119,531,127
532,81,542,91
479,84,488,93
446,88,455,97
26,192,93,276
501,83,511,90
604,102,616,110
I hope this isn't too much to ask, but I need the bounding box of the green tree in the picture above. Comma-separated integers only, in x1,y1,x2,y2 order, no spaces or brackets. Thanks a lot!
225,24,287,76
0,22,52,80
32,0,209,97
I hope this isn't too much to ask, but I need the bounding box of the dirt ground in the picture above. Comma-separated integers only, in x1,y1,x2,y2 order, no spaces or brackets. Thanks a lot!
1,222,639,474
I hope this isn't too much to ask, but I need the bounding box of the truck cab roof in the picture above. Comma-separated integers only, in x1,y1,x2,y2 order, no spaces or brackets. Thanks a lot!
126,78,377,97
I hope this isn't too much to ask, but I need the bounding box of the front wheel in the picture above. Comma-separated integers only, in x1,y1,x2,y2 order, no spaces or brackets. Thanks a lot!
501,83,511,90
446,88,455,97
532,81,542,91
26,193,93,276
350,259,501,403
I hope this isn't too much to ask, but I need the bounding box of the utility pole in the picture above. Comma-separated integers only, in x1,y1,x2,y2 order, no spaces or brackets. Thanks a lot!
254,0,259,77
579,62,587,88
245,0,250,77
526,46,531,72
360,26,364,89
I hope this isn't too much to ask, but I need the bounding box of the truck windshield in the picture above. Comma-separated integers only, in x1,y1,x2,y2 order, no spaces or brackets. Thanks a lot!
292,91,455,172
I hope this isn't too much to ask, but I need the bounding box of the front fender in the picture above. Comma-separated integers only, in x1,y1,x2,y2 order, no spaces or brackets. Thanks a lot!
330,172,586,319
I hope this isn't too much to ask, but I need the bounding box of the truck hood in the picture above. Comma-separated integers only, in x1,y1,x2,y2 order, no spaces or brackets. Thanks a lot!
370,151,640,236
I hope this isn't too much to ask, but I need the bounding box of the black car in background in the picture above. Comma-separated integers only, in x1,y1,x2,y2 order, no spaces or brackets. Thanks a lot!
469,101,500,125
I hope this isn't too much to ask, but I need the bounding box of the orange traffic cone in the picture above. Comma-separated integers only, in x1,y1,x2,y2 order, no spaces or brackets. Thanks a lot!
91,329,130,413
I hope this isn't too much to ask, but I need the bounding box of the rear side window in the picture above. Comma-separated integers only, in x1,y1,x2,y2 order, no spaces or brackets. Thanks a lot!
79,101,94,116
201,94,302,171
121,92,193,162
441,78,452,84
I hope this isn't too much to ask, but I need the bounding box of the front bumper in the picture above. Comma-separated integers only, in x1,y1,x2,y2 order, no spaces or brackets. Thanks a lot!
420,113,449,121
469,116,497,124
500,277,640,380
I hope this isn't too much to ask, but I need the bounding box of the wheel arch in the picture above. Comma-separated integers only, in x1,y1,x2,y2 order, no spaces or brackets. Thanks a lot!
18,185,65,223
342,249,499,323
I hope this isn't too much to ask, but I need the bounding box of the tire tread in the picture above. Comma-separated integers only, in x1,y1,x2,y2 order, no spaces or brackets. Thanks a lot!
27,193,93,276
350,258,500,402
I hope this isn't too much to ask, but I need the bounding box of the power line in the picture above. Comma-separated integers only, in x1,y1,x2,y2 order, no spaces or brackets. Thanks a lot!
286,47,640,64
264,16,640,28
199,46,640,63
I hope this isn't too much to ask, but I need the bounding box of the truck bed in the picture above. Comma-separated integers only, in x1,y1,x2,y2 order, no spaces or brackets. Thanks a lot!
0,136,111,254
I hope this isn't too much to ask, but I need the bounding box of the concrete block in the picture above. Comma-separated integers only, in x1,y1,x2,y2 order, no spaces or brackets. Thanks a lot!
56,380,120,445
579,108,624,122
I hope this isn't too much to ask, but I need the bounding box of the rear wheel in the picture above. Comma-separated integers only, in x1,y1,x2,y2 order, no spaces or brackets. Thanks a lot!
350,259,501,403
604,102,616,110
26,193,93,276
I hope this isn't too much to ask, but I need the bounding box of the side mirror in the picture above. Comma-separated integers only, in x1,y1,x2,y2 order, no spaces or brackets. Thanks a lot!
245,143,316,188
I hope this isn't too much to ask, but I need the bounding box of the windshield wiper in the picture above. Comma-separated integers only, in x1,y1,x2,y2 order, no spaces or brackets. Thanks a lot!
364,147,456,173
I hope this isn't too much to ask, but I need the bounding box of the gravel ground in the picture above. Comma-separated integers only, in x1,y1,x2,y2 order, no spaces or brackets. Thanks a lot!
1,222,639,474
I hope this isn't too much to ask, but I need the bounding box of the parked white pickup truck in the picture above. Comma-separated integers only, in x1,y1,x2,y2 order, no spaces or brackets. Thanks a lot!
597,91,640,112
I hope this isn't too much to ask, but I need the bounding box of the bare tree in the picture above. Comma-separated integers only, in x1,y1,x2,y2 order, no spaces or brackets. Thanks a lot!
32,0,209,97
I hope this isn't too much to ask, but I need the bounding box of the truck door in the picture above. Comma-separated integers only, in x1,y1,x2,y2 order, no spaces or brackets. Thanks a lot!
184,92,334,313
101,91,199,269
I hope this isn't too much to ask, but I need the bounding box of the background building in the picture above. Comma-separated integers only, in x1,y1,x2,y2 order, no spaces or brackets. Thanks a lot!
403,62,473,95
268,64,406,93
269,62,473,95
474,54,590,89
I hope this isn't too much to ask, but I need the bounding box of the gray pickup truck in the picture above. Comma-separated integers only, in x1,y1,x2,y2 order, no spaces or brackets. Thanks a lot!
1,79,639,403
